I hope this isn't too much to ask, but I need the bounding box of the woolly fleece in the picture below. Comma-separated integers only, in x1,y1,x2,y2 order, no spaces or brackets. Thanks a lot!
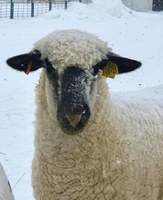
0,162,14,200
32,29,163,200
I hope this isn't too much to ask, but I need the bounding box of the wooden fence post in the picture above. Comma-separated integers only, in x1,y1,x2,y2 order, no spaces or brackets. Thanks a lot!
49,0,52,11
10,0,14,19
31,0,34,17
65,0,68,9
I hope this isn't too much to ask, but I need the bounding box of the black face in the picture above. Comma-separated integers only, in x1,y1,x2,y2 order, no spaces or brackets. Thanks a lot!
46,64,91,135
6,49,141,134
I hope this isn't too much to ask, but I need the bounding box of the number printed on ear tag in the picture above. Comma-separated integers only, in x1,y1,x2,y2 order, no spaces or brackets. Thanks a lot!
102,61,119,79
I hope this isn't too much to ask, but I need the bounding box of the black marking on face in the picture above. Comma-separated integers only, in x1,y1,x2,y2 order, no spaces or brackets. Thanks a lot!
92,67,99,76
45,59,59,101
57,66,91,135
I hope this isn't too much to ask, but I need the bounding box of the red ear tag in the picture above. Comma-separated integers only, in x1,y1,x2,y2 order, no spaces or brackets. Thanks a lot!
26,60,33,75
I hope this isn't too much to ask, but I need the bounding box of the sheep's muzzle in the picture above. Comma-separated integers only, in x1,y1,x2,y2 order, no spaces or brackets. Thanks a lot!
57,104,90,135
66,114,82,127
56,66,91,135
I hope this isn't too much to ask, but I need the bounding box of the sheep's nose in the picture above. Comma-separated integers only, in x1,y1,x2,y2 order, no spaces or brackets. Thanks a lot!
63,99,85,115
57,101,90,134
69,104,85,115
65,114,82,127
65,105,86,126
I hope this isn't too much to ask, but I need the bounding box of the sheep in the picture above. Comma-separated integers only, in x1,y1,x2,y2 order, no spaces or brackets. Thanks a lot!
0,162,14,200
6,29,163,200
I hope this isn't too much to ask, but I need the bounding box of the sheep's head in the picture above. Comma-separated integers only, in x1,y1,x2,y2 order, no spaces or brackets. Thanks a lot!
6,30,141,135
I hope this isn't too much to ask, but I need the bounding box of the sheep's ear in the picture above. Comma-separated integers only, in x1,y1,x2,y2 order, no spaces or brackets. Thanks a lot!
107,52,142,74
6,50,43,74
94,52,141,78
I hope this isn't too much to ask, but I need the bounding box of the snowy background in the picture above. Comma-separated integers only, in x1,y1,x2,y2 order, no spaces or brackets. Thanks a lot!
0,0,163,199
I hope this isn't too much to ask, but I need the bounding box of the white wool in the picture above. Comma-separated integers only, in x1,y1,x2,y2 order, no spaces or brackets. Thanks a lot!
34,29,110,73
0,163,14,200
32,29,163,200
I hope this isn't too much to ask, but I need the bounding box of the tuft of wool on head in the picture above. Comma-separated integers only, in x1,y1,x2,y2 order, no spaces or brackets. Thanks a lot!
34,29,111,73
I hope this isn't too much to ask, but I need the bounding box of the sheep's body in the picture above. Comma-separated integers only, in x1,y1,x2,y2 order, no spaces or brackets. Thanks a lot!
6,29,163,200
33,71,163,199
0,162,14,200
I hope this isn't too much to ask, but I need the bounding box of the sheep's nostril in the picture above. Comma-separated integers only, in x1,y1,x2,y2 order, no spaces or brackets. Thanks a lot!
70,104,85,116
66,114,82,127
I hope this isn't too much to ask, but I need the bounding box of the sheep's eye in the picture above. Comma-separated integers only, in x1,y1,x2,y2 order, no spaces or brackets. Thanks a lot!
92,67,99,76
45,59,56,73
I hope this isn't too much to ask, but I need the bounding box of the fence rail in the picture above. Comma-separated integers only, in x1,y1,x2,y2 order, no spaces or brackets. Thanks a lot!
0,0,80,18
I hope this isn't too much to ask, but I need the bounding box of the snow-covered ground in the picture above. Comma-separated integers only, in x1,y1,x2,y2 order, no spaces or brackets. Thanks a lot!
0,0,163,200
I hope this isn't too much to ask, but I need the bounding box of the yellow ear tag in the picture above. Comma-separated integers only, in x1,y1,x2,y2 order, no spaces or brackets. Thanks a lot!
102,61,119,79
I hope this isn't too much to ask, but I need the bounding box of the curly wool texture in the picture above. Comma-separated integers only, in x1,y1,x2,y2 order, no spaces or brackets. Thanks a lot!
0,163,14,200
32,29,163,200
34,29,110,72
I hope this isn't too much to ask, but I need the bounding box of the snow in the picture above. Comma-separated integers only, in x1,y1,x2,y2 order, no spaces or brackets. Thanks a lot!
0,1,163,200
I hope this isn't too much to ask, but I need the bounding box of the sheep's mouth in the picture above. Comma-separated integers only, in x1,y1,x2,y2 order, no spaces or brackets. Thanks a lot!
57,106,90,135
